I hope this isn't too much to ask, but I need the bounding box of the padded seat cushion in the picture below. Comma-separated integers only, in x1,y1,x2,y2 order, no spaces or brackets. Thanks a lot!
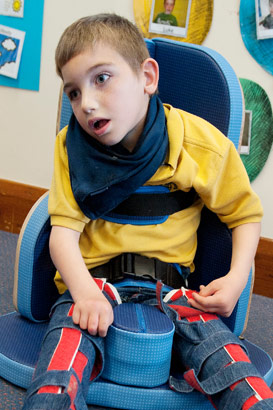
102,303,175,387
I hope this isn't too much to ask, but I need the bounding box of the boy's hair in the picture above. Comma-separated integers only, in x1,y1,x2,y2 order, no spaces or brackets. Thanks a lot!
164,0,175,5
55,14,150,78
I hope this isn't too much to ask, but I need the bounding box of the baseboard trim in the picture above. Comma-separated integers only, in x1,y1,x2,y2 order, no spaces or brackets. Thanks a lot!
0,179,47,234
0,179,272,298
254,237,273,298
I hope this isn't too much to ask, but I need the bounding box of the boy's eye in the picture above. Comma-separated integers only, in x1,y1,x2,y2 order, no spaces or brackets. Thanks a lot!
96,73,110,84
68,89,80,101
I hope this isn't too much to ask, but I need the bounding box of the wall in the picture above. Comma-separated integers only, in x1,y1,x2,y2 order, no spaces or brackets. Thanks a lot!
0,0,272,238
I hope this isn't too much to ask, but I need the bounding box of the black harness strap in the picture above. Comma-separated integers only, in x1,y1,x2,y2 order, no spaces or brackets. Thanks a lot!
101,186,198,225
105,187,198,219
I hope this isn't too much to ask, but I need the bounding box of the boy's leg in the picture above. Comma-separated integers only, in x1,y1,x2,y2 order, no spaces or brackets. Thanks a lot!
22,292,105,410
157,283,273,409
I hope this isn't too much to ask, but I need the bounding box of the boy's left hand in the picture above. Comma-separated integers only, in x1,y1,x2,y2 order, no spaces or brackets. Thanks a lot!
187,272,243,317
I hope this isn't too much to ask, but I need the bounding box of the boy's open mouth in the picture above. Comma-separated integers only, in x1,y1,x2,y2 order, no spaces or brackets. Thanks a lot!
90,119,109,131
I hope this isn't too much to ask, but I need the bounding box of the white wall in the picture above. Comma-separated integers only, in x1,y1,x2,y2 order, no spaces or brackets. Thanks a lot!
0,0,272,238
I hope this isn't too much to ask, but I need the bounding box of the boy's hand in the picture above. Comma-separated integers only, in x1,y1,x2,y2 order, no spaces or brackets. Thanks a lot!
49,227,114,337
72,292,113,337
187,272,243,317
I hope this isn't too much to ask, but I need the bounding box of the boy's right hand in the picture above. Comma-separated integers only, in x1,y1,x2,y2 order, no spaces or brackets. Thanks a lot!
72,292,113,337
49,226,114,337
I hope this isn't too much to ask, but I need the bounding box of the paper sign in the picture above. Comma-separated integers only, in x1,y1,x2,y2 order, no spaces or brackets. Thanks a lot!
0,0,24,18
0,24,25,79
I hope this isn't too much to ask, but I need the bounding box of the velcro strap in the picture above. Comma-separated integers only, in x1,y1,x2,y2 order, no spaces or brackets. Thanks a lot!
26,370,77,398
221,379,263,410
248,400,273,409
170,362,261,395
23,392,72,410
188,331,248,375
184,362,261,395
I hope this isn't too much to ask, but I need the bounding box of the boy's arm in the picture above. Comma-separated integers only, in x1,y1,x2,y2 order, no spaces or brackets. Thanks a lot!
49,225,113,337
188,222,261,317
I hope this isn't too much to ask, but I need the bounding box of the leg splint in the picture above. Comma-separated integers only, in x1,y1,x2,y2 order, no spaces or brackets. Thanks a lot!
22,286,109,410
157,282,273,409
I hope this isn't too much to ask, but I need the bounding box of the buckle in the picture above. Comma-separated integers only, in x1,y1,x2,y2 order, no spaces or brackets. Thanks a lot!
120,253,157,281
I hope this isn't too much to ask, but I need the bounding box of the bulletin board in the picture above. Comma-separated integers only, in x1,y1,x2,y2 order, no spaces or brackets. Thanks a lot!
0,0,44,91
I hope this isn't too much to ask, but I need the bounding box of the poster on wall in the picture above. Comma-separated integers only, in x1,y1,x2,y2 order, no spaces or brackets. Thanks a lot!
149,0,192,38
255,0,273,40
0,24,25,79
0,0,24,18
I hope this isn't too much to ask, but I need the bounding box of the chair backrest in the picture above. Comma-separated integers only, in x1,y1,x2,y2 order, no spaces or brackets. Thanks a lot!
15,38,251,335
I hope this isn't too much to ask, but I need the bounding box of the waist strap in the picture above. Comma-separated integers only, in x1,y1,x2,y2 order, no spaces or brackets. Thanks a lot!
91,253,189,288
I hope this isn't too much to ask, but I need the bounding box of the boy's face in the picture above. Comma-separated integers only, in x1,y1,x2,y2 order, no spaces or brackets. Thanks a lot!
62,43,154,151
164,0,175,14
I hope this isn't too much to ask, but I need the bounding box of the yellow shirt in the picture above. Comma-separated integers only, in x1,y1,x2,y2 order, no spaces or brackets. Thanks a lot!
49,105,263,292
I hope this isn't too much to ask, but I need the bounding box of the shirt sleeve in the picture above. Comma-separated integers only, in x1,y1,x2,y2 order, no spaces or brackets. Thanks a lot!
181,113,263,229
193,134,263,229
48,127,90,232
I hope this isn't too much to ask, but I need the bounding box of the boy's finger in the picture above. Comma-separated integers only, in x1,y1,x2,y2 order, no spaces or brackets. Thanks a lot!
190,292,220,309
72,306,80,325
198,282,217,297
98,311,113,337
98,320,109,338
88,313,99,335
79,311,90,331
188,298,217,313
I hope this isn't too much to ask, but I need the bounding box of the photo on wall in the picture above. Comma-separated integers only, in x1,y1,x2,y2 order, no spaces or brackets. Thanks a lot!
240,110,252,155
149,0,192,38
255,0,273,40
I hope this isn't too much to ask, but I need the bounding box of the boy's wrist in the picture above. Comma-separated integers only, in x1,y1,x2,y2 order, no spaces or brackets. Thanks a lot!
226,268,249,295
70,275,103,302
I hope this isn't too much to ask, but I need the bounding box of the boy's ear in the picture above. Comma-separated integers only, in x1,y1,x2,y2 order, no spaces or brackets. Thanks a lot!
142,58,159,95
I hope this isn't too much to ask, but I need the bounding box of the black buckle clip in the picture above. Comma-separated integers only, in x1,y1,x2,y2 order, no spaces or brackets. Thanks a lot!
119,253,157,281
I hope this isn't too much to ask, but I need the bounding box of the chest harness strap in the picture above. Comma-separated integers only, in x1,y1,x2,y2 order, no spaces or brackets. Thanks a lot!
101,185,198,226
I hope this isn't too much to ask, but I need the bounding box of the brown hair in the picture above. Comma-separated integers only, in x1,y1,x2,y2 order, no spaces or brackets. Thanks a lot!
55,14,150,78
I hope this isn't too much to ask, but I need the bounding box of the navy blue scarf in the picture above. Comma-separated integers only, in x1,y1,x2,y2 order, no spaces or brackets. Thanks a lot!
66,95,168,220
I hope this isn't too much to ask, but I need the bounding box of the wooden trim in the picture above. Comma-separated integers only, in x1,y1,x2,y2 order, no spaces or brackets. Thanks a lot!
0,178,272,297
13,191,49,312
254,237,273,299
0,179,47,234
56,84,64,136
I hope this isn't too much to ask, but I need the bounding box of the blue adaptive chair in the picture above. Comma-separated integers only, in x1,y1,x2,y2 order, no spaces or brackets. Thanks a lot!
0,38,272,410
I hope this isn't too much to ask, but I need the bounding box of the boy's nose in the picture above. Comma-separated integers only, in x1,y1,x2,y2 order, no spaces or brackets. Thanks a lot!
81,91,98,113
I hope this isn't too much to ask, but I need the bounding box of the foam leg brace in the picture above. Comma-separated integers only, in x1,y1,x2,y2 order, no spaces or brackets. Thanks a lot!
22,279,121,410
157,282,273,409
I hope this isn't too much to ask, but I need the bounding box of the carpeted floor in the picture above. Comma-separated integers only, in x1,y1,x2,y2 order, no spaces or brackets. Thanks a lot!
0,230,272,409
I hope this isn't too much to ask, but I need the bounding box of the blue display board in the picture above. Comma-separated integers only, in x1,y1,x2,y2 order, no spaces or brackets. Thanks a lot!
0,0,44,91
240,0,273,75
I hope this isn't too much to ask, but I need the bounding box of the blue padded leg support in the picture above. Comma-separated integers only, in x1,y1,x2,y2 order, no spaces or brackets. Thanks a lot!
22,293,104,410
157,283,273,409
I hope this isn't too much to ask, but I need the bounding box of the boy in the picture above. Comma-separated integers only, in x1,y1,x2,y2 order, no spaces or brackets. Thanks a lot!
154,0,178,26
22,13,273,410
